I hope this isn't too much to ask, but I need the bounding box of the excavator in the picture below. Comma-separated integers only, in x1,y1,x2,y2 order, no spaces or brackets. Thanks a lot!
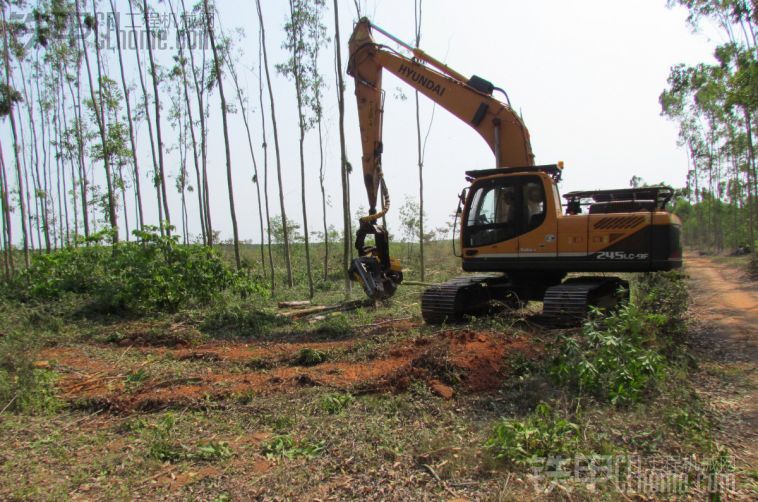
346,18,682,323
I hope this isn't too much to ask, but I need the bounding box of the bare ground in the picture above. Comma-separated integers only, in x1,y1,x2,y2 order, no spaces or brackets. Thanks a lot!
685,254,758,478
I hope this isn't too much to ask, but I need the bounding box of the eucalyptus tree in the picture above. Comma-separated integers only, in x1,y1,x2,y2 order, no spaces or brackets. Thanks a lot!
167,0,205,244
109,0,144,233
1,4,30,266
140,0,171,232
126,0,162,232
278,0,328,299
180,0,212,244
258,28,275,292
332,0,351,295
219,25,266,274
414,0,425,280
256,0,292,287
203,0,241,269
0,135,13,276
74,0,118,241
302,0,329,281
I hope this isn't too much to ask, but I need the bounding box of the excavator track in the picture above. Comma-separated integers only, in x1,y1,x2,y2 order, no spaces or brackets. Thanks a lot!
542,277,629,322
421,274,519,324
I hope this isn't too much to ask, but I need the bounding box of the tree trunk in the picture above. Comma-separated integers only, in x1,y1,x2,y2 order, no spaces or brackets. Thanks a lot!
287,0,314,299
91,0,118,240
203,0,241,269
1,6,30,267
127,0,162,235
142,0,172,233
414,0,425,281
77,0,118,242
258,32,275,293
318,115,328,281
181,0,213,245
221,34,266,275
110,0,144,234
744,106,756,257
0,143,13,276
333,0,352,297
67,77,90,242
256,0,293,287
167,0,206,245
35,72,52,252
15,65,37,251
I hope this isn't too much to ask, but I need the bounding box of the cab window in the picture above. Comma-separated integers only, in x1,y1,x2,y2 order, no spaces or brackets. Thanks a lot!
465,181,518,247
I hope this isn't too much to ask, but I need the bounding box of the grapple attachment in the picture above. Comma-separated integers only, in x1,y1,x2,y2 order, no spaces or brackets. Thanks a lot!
349,220,403,301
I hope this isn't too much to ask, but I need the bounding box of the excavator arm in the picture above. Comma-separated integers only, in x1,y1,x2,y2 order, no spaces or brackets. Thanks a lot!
346,18,535,301
348,18,535,215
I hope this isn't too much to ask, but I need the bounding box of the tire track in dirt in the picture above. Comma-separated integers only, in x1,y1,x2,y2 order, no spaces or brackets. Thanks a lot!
685,254,757,469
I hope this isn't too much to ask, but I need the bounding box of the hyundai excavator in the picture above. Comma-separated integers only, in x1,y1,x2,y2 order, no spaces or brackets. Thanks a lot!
346,18,682,323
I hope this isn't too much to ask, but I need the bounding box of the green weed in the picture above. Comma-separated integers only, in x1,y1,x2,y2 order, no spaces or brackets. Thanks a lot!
293,348,327,366
261,434,325,459
319,392,354,414
485,403,581,465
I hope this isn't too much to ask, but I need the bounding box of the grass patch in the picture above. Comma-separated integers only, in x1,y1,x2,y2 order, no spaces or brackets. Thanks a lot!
0,332,61,414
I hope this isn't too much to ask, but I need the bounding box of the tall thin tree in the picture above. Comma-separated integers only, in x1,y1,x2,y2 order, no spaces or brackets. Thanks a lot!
203,0,241,269
256,0,293,287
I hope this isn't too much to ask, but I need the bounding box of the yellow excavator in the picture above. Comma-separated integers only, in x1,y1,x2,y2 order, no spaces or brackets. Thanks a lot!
346,18,682,323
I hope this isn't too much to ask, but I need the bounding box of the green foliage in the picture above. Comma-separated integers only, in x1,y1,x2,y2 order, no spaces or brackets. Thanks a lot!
261,434,325,459
293,347,327,366
319,392,354,414
0,332,60,415
634,271,690,345
312,314,352,337
551,304,667,406
485,403,581,465
11,227,266,314
201,300,286,338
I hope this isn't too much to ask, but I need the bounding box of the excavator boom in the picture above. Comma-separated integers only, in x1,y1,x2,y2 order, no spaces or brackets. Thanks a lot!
346,18,534,301
348,18,534,215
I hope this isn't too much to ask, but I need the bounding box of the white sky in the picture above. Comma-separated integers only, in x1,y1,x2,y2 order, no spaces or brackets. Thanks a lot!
1,0,725,245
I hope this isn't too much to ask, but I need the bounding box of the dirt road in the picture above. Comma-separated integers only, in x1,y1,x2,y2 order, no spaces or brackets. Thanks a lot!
685,254,757,471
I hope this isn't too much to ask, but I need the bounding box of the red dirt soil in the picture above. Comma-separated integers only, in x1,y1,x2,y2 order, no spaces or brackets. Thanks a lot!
39,329,542,412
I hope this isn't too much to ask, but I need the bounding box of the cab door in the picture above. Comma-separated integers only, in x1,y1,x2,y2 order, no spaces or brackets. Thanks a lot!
461,178,520,260
518,175,558,260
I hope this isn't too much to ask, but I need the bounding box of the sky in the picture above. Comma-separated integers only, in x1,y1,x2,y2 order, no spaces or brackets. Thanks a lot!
1,0,726,246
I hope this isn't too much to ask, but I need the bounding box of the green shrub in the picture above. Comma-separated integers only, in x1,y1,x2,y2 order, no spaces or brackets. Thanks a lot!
12,227,266,314
485,403,581,465
551,304,667,406
312,314,352,338
633,271,689,344
293,348,327,366
201,300,285,338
